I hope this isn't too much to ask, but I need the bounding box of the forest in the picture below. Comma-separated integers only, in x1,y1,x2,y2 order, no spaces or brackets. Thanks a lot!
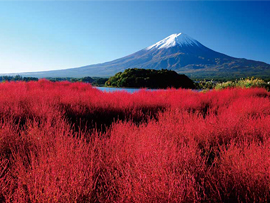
105,68,196,89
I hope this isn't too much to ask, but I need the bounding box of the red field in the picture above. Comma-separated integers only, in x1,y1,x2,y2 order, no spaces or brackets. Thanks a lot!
0,80,269,202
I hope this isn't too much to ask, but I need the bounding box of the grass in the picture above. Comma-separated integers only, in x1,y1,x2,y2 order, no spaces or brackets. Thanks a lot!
0,80,269,202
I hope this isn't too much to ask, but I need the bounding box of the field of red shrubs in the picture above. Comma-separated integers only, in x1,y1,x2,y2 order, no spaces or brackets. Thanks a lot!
0,80,269,202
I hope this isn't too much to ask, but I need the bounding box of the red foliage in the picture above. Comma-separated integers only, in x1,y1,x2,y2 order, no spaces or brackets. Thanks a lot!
0,80,269,202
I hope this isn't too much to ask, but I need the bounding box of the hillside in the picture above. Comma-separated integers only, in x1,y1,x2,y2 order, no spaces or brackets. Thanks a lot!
105,68,196,89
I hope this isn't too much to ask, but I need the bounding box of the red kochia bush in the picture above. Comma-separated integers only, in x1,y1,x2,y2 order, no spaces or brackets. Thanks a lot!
0,80,269,202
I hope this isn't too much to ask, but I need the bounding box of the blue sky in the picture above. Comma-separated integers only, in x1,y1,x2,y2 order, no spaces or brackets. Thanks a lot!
0,1,269,74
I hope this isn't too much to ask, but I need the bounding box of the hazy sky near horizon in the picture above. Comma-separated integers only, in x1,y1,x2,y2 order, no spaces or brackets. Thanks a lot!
0,1,269,74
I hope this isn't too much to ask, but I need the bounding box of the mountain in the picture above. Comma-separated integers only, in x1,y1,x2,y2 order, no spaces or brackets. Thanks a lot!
16,33,270,79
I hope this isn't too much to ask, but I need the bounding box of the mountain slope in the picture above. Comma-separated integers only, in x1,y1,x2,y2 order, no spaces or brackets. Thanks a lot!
18,33,270,79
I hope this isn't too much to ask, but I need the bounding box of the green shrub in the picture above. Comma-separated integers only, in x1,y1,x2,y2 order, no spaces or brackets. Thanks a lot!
215,77,269,90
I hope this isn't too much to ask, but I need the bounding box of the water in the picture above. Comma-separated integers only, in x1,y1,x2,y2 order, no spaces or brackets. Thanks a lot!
95,87,200,93
95,87,149,93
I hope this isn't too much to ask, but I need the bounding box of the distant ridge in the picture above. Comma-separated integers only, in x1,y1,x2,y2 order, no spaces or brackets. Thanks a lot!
11,33,270,79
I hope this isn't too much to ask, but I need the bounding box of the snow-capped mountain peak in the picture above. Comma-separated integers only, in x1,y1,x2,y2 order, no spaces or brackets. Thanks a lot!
14,32,270,79
146,33,200,50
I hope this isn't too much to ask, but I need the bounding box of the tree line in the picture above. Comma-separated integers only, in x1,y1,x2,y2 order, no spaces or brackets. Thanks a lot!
0,75,108,86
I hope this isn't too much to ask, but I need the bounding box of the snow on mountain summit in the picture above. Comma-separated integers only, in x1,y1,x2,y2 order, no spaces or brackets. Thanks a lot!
146,33,200,50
